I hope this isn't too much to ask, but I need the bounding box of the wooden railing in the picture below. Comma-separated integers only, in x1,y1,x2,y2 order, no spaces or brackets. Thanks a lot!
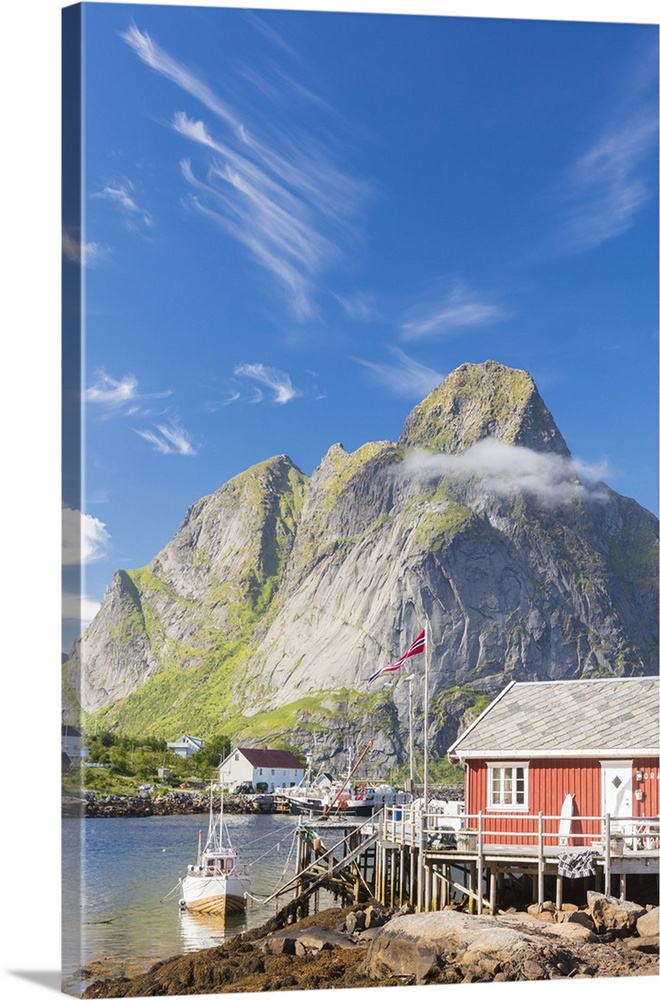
379,805,658,910
380,804,660,855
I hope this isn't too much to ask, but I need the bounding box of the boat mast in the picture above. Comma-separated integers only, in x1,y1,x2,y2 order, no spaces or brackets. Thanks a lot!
326,739,373,813
206,784,216,849
218,783,225,850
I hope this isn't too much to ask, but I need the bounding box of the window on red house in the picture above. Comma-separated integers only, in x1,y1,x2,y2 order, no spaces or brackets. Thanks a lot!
488,762,529,809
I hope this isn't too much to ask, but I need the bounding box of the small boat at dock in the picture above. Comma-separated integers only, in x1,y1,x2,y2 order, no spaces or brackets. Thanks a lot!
180,785,250,917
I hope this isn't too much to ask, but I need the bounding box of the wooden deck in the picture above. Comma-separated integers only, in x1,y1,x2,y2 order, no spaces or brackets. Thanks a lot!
270,807,659,918
377,805,659,912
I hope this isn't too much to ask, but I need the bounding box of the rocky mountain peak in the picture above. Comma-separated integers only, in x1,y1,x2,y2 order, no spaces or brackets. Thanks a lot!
398,360,570,457
64,359,658,770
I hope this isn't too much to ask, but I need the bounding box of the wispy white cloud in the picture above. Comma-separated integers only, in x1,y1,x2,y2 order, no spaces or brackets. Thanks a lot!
92,178,154,230
86,371,139,408
122,23,242,133
62,506,110,565
86,371,194,455
333,291,379,322
558,112,657,253
554,47,658,255
243,11,298,59
85,370,172,416
403,438,610,506
206,362,320,408
62,227,109,267
401,280,507,341
122,23,369,319
234,363,301,404
134,419,199,456
355,348,442,398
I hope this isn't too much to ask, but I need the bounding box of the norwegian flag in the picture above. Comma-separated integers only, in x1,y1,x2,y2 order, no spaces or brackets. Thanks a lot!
367,629,426,685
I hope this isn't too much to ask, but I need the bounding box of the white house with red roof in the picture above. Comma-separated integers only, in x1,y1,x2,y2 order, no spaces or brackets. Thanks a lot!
219,746,306,792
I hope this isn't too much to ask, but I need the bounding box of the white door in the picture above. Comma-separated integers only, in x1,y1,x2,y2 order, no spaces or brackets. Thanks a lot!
601,759,633,841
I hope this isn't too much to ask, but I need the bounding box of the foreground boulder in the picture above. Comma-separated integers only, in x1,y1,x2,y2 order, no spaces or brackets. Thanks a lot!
261,926,359,956
500,911,597,943
362,911,565,983
636,906,660,939
360,909,657,984
586,891,647,936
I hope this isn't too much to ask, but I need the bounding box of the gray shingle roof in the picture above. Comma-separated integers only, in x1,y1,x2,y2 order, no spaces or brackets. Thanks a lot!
448,677,659,760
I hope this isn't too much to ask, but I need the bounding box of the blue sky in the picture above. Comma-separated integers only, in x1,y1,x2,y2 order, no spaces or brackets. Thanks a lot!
61,1,658,652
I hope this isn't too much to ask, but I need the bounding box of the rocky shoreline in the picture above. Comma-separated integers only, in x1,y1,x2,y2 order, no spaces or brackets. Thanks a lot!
63,786,467,818
79,891,658,996
62,790,280,818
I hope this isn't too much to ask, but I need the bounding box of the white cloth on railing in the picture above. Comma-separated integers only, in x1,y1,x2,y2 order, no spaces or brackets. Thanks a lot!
557,850,599,879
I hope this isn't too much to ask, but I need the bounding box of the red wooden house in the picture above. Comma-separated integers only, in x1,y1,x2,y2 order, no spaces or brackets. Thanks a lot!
447,676,659,850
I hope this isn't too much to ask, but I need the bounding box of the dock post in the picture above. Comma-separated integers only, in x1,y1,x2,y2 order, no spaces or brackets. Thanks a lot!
489,866,496,915
417,838,425,911
537,813,545,906
468,863,476,914
376,843,383,904
604,814,611,897
424,863,432,912
293,827,303,900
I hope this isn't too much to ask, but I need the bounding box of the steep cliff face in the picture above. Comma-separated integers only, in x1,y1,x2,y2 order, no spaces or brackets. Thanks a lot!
64,362,658,764
66,455,307,718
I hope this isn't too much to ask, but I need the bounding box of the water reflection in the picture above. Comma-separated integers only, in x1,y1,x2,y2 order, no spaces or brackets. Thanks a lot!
178,908,243,952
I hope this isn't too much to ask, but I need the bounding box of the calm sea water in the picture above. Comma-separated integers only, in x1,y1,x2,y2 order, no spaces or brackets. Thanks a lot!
62,811,328,994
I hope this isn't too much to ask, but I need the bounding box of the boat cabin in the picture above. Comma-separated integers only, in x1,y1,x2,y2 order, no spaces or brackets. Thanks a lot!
188,849,239,877
447,676,659,849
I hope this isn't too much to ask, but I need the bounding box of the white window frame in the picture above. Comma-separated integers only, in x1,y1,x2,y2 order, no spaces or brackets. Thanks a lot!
487,761,529,811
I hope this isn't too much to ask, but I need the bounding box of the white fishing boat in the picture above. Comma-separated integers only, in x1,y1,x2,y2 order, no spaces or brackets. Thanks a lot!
180,786,250,917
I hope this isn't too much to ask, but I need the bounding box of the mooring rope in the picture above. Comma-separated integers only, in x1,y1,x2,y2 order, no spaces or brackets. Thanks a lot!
245,827,298,903
159,880,183,904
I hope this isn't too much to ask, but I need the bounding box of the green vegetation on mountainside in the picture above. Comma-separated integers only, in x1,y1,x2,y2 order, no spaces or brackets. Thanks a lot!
233,687,393,741
399,362,539,452
83,681,396,764
410,481,475,550
86,636,250,739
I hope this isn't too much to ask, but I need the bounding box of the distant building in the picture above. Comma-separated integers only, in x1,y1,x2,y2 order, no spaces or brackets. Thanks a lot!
219,747,305,793
61,724,89,761
167,734,205,758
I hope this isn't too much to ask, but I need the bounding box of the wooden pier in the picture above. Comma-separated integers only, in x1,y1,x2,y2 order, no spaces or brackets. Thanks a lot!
269,805,659,917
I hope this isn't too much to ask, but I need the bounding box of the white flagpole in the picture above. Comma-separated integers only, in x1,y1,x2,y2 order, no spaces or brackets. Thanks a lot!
423,616,430,808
